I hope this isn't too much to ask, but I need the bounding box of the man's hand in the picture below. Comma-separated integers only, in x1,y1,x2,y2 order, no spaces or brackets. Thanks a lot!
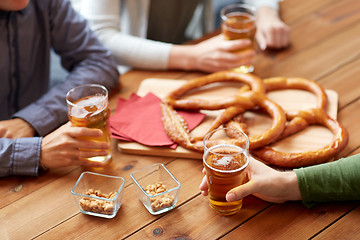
0,118,36,139
199,157,302,203
255,6,290,50
40,122,110,169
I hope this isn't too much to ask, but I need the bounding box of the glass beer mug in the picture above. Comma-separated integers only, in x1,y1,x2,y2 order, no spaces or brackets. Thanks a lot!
221,4,257,73
203,127,250,215
66,84,111,164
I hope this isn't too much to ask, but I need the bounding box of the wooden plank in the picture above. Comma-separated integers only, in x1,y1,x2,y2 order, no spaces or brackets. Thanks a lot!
318,56,360,109
337,99,360,158
35,158,205,239
0,150,174,239
314,205,360,239
260,23,360,79
256,0,360,77
282,0,360,59
126,196,270,240
292,0,360,43
0,169,83,239
280,0,335,24
1,1,359,239
0,167,76,209
221,201,358,240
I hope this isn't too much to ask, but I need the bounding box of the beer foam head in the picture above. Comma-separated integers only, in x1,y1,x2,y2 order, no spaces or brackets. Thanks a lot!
213,156,232,166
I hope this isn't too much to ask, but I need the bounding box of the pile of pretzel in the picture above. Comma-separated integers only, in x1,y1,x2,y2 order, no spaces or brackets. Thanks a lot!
160,71,349,168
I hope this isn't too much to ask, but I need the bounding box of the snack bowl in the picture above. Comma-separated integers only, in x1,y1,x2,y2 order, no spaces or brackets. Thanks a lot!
71,171,125,218
130,163,181,215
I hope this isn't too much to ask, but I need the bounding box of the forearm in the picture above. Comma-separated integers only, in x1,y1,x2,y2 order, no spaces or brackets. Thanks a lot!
98,29,172,70
0,138,42,177
294,154,360,208
280,170,302,201
168,45,193,71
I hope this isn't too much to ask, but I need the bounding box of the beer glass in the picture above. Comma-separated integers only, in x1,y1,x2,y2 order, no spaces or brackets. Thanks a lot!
221,4,256,73
203,127,249,215
66,84,111,164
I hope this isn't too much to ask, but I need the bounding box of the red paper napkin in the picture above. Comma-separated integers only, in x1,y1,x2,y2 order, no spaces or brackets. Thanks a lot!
110,92,205,148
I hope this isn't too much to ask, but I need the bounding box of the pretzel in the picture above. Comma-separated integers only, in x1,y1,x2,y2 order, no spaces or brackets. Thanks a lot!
250,77,349,167
161,71,286,152
224,77,348,167
251,108,349,167
164,71,265,110
161,72,348,168
227,77,329,143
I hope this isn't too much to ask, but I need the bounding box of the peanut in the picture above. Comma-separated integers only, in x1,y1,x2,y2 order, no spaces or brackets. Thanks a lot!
144,182,175,212
79,189,117,215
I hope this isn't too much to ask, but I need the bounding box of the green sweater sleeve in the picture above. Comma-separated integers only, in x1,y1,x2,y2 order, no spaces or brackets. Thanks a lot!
294,154,360,208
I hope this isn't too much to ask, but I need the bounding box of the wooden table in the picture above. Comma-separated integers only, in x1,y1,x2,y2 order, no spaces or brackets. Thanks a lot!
1,0,360,239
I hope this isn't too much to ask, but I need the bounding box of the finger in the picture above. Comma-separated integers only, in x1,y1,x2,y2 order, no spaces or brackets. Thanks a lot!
0,129,5,138
76,140,110,150
199,175,208,190
68,127,104,138
267,28,278,48
276,28,289,48
201,190,208,197
77,149,110,159
256,31,267,50
218,49,255,66
280,27,290,48
54,148,109,163
275,23,289,48
226,181,256,202
268,26,289,49
0,130,12,139
77,158,106,168
228,52,256,69
199,176,209,196
199,49,256,73
221,38,251,52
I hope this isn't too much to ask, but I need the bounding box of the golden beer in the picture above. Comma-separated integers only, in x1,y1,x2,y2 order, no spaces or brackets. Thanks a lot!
221,4,256,73
203,144,249,215
66,85,111,164
203,128,249,215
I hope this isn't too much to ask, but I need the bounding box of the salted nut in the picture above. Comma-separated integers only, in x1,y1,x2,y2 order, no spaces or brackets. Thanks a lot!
144,182,175,212
79,189,116,215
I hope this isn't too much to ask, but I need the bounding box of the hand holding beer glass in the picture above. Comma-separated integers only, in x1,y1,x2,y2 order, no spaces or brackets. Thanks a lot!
66,84,111,164
203,127,250,215
221,4,256,73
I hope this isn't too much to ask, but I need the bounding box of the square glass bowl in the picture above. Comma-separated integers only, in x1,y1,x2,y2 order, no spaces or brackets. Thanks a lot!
71,171,125,218
130,163,181,215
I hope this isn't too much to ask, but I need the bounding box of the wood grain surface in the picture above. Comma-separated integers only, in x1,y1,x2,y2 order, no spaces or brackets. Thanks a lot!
1,0,359,239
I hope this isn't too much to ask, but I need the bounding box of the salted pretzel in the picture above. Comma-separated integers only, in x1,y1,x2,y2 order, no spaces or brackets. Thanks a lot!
228,77,349,168
161,71,286,152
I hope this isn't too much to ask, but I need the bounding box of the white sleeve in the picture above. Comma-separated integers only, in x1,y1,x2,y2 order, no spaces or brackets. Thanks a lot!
79,0,172,70
244,0,280,11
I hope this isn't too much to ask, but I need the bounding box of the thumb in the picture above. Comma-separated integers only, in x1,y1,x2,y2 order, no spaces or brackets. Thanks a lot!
256,31,267,50
226,180,256,202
